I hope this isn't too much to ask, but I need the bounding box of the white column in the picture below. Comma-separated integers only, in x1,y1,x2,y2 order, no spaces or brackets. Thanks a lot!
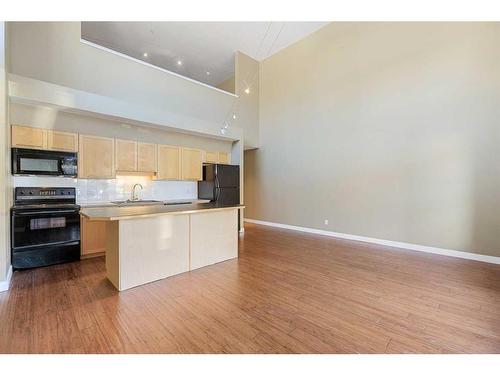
0,22,13,291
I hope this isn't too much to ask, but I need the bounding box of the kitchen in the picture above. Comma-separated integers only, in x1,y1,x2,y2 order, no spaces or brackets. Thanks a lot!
9,105,243,290
2,17,500,361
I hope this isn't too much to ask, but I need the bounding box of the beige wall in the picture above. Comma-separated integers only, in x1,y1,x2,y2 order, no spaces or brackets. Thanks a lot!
10,103,233,153
235,52,259,149
246,22,500,257
7,22,236,137
216,75,235,94
214,52,260,149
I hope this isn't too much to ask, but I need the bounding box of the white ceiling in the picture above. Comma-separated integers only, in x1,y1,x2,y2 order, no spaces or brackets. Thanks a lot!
81,22,328,89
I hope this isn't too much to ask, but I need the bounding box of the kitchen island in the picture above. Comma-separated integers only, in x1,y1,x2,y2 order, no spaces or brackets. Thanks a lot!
80,202,244,291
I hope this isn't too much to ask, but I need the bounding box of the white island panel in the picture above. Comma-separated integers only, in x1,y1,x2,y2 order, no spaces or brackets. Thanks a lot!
190,209,238,270
109,214,190,291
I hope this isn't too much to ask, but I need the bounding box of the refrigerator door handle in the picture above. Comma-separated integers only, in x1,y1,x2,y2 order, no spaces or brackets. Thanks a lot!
214,176,220,201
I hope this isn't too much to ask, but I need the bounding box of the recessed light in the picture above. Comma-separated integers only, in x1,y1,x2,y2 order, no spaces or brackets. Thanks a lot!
244,88,250,94
206,71,210,75
220,123,229,135
232,114,237,120
143,52,148,57
177,60,182,66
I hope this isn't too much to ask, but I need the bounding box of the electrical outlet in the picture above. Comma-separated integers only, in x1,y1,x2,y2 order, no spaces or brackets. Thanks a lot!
324,219,329,225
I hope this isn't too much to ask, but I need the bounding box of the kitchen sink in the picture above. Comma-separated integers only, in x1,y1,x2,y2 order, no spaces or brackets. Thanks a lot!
110,200,163,206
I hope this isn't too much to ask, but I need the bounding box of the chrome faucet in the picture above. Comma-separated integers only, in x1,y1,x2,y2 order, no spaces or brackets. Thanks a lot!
131,183,144,201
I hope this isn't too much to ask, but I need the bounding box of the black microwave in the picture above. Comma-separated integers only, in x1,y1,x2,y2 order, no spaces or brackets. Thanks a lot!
12,148,78,177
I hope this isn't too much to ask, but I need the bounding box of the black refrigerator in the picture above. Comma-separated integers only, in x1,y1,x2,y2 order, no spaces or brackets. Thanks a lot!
198,164,240,205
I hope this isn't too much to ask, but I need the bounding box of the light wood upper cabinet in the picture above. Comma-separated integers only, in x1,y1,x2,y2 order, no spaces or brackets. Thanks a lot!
204,150,231,164
11,126,234,181
12,125,78,152
116,140,157,173
47,130,78,152
218,152,231,164
205,151,218,164
11,125,47,149
115,139,138,172
79,135,115,179
182,148,203,181
157,145,181,180
137,142,157,173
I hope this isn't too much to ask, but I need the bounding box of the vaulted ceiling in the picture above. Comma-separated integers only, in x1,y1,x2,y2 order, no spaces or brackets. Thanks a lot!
81,22,328,89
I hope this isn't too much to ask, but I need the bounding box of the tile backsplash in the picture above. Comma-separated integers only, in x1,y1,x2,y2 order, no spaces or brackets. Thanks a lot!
12,176,197,204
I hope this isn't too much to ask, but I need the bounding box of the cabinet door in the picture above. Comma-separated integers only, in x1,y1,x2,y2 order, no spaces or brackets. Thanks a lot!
11,125,47,149
115,139,138,172
205,151,218,164
218,152,231,164
81,216,107,257
79,135,115,179
137,142,157,172
157,145,181,180
181,148,203,181
47,130,78,152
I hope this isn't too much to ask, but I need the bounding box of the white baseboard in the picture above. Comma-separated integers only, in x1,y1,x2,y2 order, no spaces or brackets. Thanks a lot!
0,266,13,293
244,218,500,265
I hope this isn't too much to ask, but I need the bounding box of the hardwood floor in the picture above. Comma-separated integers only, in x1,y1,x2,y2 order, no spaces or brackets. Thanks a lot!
1,222,500,353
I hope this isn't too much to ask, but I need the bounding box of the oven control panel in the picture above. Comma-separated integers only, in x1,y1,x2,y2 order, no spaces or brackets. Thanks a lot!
14,187,76,202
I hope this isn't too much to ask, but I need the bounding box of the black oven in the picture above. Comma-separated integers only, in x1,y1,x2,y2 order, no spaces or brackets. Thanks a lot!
11,187,80,269
12,148,78,177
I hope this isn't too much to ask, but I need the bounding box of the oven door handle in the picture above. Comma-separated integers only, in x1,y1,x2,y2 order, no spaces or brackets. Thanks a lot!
13,209,79,216
13,240,80,251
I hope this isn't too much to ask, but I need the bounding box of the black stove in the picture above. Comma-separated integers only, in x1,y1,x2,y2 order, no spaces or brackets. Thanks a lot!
11,187,80,269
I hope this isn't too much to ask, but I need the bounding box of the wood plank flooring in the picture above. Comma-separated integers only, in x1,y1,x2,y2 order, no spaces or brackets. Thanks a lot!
1,222,500,353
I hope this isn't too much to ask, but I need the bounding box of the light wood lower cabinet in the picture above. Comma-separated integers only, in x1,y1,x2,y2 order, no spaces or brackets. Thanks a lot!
11,125,47,149
47,130,78,152
157,145,181,180
81,216,107,257
79,135,115,179
137,142,157,172
115,139,138,172
181,148,203,180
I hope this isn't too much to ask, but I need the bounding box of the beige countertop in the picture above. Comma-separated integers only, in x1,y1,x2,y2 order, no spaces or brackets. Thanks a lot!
80,202,244,221
78,199,210,208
